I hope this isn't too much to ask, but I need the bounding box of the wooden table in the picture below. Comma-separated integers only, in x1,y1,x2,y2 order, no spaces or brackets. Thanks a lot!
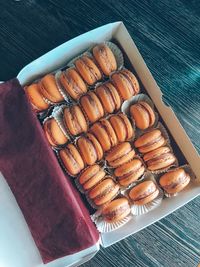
1,1,200,266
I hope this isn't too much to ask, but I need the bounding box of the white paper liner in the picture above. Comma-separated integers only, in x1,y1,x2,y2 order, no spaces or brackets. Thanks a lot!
121,93,159,134
55,70,72,104
158,164,197,198
91,210,132,233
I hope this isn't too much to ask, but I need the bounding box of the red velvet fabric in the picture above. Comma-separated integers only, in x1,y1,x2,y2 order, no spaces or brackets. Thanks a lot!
0,79,99,263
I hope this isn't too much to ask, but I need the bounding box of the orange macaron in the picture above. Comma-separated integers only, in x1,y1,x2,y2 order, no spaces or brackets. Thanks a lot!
134,129,166,154
114,158,145,186
88,178,120,206
43,118,68,147
101,197,131,223
59,144,84,176
130,101,156,130
96,82,121,114
90,119,118,152
109,113,134,143
143,146,176,171
80,91,104,123
39,74,64,103
79,164,106,191
92,43,117,76
129,181,159,205
25,83,50,112
105,142,136,168
77,133,103,165
63,105,88,136
159,168,190,194
59,68,87,100
111,69,140,100
86,133,104,161
75,55,102,85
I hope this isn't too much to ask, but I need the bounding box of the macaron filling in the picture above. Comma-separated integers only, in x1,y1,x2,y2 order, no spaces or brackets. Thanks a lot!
104,204,129,220
147,153,175,165
118,165,143,181
139,134,163,148
93,185,116,201
63,71,84,95
81,57,101,81
132,186,157,202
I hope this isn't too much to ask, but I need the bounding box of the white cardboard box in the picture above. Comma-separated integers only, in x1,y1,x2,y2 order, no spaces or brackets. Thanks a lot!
1,21,200,267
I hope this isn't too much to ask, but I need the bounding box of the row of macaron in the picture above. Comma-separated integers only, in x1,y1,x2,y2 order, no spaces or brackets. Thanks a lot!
43,96,156,148
79,165,191,224
24,43,127,112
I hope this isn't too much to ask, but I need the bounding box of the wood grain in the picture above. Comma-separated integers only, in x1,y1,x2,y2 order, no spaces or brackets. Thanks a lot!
0,1,199,266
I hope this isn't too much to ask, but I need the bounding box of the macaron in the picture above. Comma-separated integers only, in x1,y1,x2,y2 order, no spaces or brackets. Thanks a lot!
39,74,64,103
114,158,145,186
63,105,88,136
129,181,159,205
143,146,176,171
96,82,121,114
59,144,84,176
105,142,135,168
134,129,166,154
79,164,106,191
59,68,87,100
43,118,69,147
25,83,50,111
75,55,102,85
80,91,104,123
111,69,140,100
159,168,190,194
90,119,118,152
130,101,156,130
101,197,131,223
88,178,120,206
109,113,134,143
77,133,104,165
92,43,117,76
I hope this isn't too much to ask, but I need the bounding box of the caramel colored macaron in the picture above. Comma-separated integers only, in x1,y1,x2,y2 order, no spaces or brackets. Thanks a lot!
111,69,140,100
102,197,131,223
92,43,117,76
134,129,166,154
25,83,50,111
43,118,68,147
80,91,104,123
86,133,104,161
79,164,106,191
109,113,134,143
88,178,120,206
96,82,121,114
59,68,87,100
59,144,84,176
130,101,156,130
129,181,159,205
90,119,118,152
159,168,190,194
77,136,98,166
63,105,88,136
39,74,64,103
114,158,145,187
143,146,176,171
106,142,136,168
75,55,102,85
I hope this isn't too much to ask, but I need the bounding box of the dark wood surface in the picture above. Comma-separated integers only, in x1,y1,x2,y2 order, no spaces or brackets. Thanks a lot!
1,1,200,266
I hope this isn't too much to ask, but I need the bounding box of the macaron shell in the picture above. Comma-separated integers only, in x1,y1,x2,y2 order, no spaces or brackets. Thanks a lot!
122,69,140,94
109,115,126,142
129,181,157,200
163,175,190,194
77,136,97,165
79,164,100,184
138,136,166,153
93,44,117,76
88,178,115,199
114,158,143,177
44,118,68,146
90,122,111,152
139,101,156,127
60,68,87,100
94,184,120,206
80,91,104,123
147,153,176,171
118,113,134,140
83,170,106,191
100,119,118,147
133,188,159,205
109,83,121,110
143,146,171,162
63,105,88,136
118,166,145,186
134,129,161,147
130,104,150,130
39,74,64,103
75,56,102,85
87,133,104,161
59,144,84,175
25,83,49,111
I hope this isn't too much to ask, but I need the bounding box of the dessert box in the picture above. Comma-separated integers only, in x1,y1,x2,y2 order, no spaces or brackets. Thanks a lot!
0,21,200,267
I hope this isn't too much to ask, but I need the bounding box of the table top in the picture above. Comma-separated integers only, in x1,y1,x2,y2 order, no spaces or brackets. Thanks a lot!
1,1,200,267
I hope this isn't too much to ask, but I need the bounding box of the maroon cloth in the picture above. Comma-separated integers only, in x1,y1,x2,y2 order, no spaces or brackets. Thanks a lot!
0,79,99,263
